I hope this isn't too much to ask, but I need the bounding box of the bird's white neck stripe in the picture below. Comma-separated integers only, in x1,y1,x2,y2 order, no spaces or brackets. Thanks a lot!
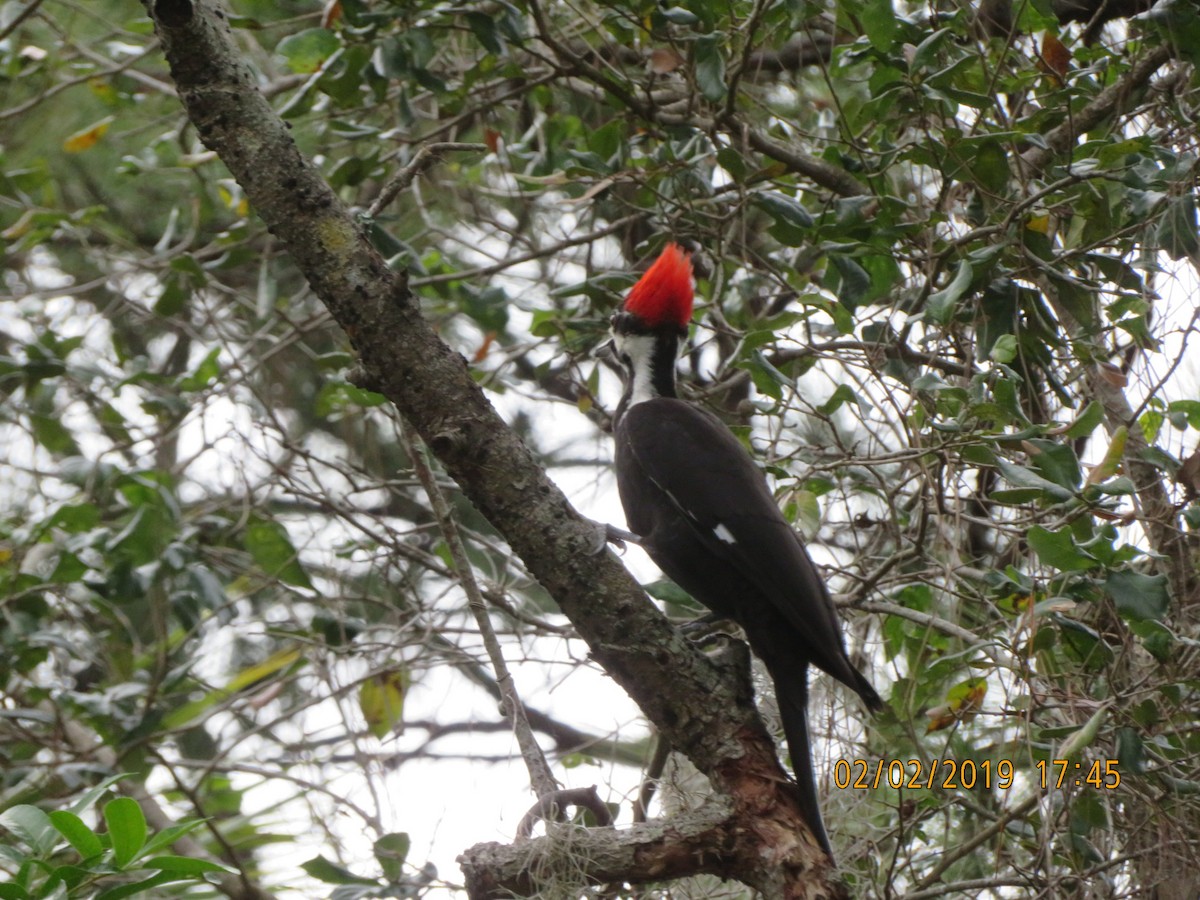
618,333,665,409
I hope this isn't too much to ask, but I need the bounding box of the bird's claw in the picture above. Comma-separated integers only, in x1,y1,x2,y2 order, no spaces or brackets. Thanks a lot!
584,520,643,555
677,614,739,647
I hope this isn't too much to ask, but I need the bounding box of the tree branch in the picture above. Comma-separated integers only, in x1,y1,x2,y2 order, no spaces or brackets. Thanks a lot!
1018,45,1173,175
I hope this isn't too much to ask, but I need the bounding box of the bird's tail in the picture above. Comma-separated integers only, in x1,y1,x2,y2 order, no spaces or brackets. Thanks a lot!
851,666,885,713
768,661,835,860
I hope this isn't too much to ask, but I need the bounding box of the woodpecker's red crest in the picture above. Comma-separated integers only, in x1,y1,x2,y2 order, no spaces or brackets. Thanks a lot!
622,243,693,329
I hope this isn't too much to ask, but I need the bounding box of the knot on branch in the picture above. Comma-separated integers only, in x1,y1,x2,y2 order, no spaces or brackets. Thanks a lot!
154,0,195,28
346,365,384,395
430,426,468,458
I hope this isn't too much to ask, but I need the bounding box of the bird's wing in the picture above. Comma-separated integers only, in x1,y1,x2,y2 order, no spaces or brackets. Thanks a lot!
618,398,847,655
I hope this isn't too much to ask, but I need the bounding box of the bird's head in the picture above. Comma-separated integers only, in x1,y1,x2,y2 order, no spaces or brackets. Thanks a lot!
605,242,694,411
609,242,694,358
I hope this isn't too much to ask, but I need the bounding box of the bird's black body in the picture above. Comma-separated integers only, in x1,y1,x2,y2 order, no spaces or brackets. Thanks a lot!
614,398,882,856
607,244,882,859
614,398,880,706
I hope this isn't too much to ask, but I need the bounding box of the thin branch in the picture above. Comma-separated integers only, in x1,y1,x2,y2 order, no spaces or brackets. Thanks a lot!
368,142,489,218
398,420,559,799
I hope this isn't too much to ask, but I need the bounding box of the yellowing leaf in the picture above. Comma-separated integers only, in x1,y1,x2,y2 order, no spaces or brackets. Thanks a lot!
649,48,684,74
63,117,114,153
225,647,304,693
1025,214,1050,235
1085,424,1127,485
926,677,986,733
1040,32,1071,80
88,77,117,103
1095,361,1127,388
162,647,304,729
1,209,36,241
360,670,410,739
321,0,343,28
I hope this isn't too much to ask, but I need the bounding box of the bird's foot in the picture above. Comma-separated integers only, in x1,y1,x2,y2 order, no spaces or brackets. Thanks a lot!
677,614,743,650
583,520,643,555
677,612,730,638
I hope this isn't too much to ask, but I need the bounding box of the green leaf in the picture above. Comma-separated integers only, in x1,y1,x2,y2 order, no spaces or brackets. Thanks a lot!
861,0,898,51
29,413,81,456
1105,570,1170,621
0,805,57,855
69,775,133,817
925,260,973,325
465,12,503,55
1155,194,1200,261
1028,526,1098,572
315,382,387,417
695,34,726,102
244,518,313,588
302,855,378,886
0,885,31,900
1056,616,1114,669
1058,703,1108,759
1115,726,1146,774
829,254,871,311
1097,136,1152,168
95,872,182,900
1129,618,1172,660
970,139,1010,195
989,333,1017,363
143,855,235,875
1024,439,1081,490
1063,401,1104,439
588,121,621,161
176,347,221,392
716,146,747,179
1014,0,1057,30
819,384,870,416
754,193,813,245
909,27,954,73
995,459,1075,502
107,505,173,567
742,351,789,401
276,28,340,74
374,832,411,882
103,797,147,868
860,253,901,303
660,5,699,24
48,811,103,858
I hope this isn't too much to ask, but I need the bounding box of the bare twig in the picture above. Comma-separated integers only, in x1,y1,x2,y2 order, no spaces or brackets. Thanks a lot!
368,142,488,218
397,421,559,800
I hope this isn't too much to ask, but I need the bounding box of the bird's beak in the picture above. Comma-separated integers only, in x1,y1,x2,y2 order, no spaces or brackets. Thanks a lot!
594,337,616,360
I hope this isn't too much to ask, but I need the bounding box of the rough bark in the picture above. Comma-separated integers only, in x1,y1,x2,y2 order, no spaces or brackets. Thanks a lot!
143,0,841,895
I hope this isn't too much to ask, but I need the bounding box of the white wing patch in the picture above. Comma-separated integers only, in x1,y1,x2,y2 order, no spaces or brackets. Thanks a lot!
713,522,737,544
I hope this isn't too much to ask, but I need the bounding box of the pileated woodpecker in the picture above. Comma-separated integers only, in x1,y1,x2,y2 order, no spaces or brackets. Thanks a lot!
608,242,884,857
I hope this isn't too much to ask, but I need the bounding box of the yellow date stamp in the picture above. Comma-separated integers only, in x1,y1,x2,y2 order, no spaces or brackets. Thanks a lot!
833,758,1121,790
